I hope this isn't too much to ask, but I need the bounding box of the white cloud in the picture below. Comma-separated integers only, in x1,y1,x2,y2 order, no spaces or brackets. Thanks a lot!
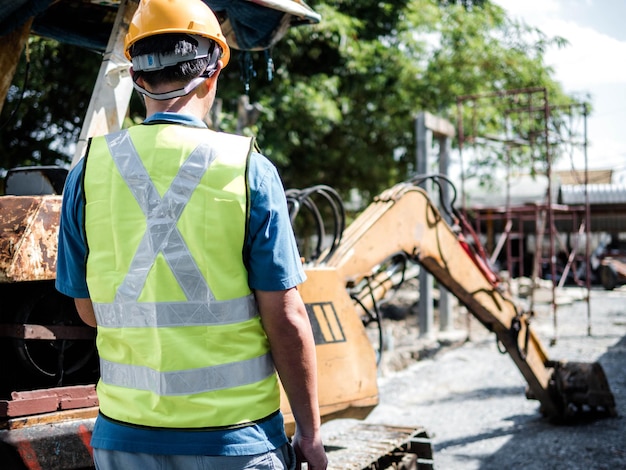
495,0,626,88
494,0,561,17
541,20,626,87
492,0,626,173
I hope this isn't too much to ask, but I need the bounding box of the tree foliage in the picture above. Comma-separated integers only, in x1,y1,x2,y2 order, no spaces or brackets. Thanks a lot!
1,0,575,200
215,0,572,198
0,37,101,173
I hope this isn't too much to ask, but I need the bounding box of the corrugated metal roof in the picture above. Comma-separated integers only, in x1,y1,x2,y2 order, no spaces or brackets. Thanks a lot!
462,174,561,207
467,181,626,234
559,184,626,205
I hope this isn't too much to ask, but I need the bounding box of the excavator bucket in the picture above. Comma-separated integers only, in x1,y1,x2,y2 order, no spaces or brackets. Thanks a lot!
545,360,617,421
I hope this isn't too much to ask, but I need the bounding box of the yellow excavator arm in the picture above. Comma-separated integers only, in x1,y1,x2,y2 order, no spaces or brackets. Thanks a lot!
281,179,616,430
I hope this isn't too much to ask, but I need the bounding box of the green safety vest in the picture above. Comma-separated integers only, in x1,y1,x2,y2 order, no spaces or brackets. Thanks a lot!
83,124,279,428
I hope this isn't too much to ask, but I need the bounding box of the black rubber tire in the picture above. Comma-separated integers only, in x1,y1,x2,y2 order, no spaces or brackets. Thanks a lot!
599,264,618,291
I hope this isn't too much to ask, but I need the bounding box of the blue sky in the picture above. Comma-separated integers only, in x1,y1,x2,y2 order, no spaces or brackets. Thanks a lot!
494,0,626,183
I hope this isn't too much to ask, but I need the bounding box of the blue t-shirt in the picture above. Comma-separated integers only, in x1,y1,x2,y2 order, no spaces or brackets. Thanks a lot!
55,113,306,455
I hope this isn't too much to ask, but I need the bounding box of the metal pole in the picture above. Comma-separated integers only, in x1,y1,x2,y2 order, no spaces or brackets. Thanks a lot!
583,103,592,336
438,135,453,331
415,112,434,339
543,89,558,346
456,98,466,211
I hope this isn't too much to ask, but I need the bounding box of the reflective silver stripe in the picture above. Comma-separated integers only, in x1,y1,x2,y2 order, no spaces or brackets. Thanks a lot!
105,130,216,303
100,353,275,396
93,294,258,328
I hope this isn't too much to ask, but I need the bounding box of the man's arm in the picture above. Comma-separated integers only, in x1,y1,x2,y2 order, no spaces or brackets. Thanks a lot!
255,287,327,470
74,298,97,328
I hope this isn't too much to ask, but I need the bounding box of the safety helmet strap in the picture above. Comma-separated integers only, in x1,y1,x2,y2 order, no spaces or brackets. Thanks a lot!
131,75,208,101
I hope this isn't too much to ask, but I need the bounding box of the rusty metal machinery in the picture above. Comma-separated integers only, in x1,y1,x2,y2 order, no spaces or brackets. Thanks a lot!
0,192,98,399
0,281,98,396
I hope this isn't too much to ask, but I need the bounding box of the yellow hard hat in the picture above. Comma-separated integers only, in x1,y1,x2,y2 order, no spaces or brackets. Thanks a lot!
124,0,230,68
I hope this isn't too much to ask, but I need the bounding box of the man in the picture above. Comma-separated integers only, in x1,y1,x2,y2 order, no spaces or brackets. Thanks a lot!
55,0,327,469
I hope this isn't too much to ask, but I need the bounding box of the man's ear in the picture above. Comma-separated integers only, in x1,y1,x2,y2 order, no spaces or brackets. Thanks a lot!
129,66,146,87
200,61,223,95
207,60,224,82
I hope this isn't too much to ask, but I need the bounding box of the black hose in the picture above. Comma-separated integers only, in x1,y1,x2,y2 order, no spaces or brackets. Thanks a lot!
286,185,345,262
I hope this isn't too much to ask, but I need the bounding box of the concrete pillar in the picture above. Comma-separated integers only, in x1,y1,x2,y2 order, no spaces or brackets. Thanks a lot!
414,112,456,338
438,136,453,332
415,113,434,338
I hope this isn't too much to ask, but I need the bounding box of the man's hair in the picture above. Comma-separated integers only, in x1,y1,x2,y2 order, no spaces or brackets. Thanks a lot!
130,33,211,86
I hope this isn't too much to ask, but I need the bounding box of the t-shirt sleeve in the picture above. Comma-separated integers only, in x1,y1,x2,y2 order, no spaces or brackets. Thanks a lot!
246,153,306,291
55,160,90,298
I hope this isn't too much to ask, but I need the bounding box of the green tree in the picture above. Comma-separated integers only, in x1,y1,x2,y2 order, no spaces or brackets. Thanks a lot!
215,0,572,198
0,37,101,174
1,0,575,200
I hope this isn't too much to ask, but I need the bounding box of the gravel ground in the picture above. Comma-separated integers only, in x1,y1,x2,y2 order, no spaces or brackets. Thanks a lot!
321,282,626,469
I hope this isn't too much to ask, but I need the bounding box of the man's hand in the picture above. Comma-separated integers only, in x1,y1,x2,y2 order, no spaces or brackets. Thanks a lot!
293,430,328,470
255,288,328,469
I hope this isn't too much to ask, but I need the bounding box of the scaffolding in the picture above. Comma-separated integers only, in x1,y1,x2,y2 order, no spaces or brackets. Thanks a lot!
456,88,592,341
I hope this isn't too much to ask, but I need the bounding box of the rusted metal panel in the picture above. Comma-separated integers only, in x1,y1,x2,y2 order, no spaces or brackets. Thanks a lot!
0,195,62,283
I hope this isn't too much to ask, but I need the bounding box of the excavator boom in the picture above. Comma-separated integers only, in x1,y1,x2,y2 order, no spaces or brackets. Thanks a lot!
290,180,616,425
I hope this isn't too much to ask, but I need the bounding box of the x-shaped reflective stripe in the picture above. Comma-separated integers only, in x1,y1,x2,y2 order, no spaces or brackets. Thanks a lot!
105,130,216,303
